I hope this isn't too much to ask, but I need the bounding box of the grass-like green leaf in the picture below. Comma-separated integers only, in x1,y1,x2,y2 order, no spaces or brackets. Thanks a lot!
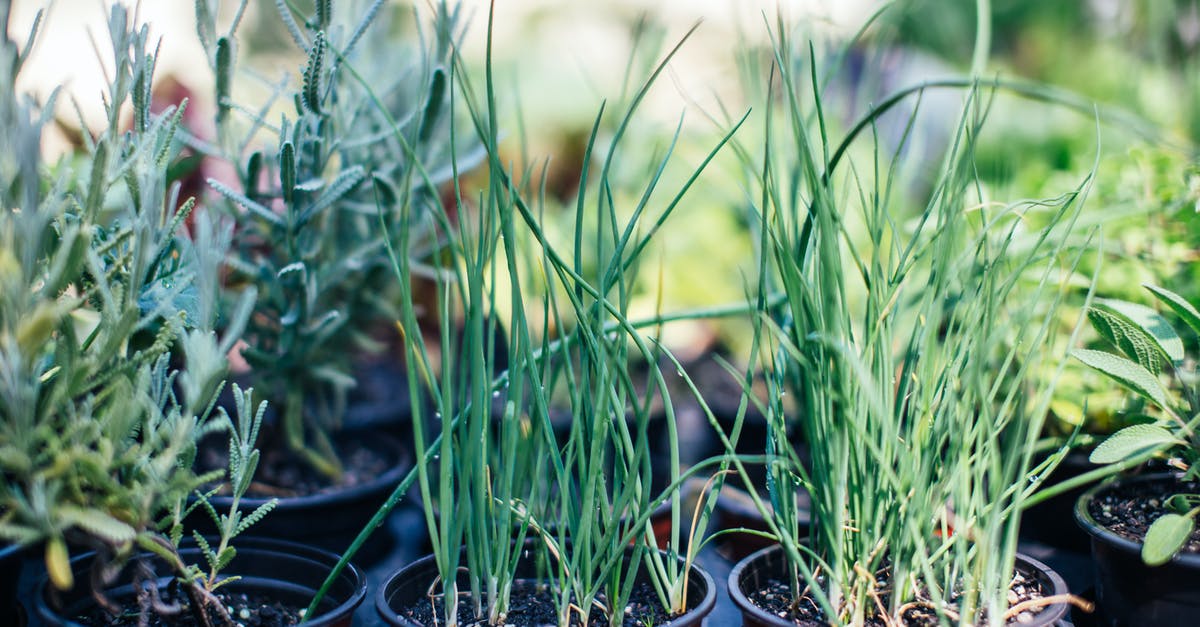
1142,513,1194,566
1071,348,1173,410
1090,424,1182,464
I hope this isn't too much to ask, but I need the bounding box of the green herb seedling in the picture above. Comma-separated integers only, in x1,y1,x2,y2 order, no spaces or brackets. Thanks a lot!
1071,286,1200,565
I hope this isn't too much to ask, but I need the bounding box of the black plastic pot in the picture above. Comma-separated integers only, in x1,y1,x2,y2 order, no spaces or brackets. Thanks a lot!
712,484,811,562
193,424,412,565
1076,473,1200,626
377,542,716,626
1021,449,1097,553
0,542,26,626
729,544,1070,626
35,538,366,627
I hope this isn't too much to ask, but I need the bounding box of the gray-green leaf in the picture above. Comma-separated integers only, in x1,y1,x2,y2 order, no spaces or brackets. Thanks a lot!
1089,424,1181,464
1071,348,1173,410
1146,284,1200,340
57,506,136,543
1090,299,1184,372
1142,513,1194,566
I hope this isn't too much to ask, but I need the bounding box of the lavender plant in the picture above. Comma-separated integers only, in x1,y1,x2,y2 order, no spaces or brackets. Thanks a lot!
193,0,470,480
0,4,263,624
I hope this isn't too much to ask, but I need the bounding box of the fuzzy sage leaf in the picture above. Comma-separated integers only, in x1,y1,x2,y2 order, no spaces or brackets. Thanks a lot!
1089,424,1182,464
1089,299,1184,372
1071,348,1173,410
1147,284,1200,340
1142,513,1194,566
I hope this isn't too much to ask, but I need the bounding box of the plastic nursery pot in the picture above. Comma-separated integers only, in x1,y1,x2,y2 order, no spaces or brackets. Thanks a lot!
35,537,366,627
712,483,811,562
0,541,27,626
377,542,717,626
193,424,413,565
1075,473,1200,626
728,544,1070,627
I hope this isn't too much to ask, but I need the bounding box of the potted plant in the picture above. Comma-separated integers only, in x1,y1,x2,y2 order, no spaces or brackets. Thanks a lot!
343,5,741,624
32,385,369,626
187,0,472,556
0,5,364,625
1065,284,1200,624
720,16,1098,625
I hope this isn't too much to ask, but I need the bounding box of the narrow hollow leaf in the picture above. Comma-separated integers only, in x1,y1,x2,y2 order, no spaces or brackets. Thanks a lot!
1142,513,1193,566
1146,284,1200,340
1071,349,1172,410
1089,424,1181,464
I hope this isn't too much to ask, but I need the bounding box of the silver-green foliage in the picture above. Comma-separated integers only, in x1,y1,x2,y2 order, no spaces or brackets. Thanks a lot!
1073,284,1200,565
0,4,258,623
195,0,469,479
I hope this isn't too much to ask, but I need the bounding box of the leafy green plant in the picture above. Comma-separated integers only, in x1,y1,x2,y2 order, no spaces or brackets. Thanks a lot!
715,10,1097,625
386,11,740,624
194,0,469,480
0,5,264,625
305,3,746,624
1069,286,1200,564
178,385,276,597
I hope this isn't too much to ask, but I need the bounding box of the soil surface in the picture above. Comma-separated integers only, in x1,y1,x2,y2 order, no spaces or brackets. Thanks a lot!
747,569,1053,626
1087,475,1200,553
392,580,680,627
198,427,398,498
74,589,303,626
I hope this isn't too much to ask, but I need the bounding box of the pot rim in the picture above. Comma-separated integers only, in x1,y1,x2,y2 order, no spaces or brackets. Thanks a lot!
35,536,367,626
1074,471,1200,569
728,544,1070,626
376,543,717,627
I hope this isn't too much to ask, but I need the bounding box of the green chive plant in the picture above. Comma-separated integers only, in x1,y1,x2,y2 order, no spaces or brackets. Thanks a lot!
720,16,1096,626
193,0,470,480
1066,287,1200,565
0,4,266,624
316,5,745,625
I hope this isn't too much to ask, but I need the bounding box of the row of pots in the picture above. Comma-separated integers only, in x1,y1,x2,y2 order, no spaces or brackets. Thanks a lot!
15,537,716,626
7,473,1197,625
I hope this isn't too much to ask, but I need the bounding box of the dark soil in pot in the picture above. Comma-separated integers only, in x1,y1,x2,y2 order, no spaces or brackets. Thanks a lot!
70,589,303,626
35,538,366,627
1076,472,1200,626
729,544,1071,626
192,424,412,563
377,542,716,626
